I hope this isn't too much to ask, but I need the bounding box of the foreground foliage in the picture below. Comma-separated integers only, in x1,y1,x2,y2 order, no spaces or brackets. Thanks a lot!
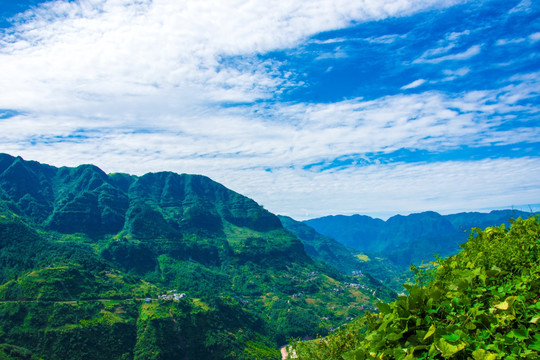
291,216,540,359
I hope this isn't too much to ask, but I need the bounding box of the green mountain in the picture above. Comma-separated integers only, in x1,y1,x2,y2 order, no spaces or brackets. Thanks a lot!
445,209,535,232
305,210,536,268
278,215,396,299
0,154,394,360
375,211,462,266
278,215,362,275
304,214,384,251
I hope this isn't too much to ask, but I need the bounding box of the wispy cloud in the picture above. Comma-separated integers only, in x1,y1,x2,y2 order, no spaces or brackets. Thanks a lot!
401,79,426,89
4,74,538,176
441,67,470,81
0,0,468,113
529,32,540,42
509,0,532,14
414,44,482,64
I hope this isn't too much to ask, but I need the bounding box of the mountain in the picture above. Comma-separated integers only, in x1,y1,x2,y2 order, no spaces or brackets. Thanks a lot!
0,153,282,237
278,215,396,299
0,154,393,360
445,209,534,232
375,211,462,266
278,215,362,274
305,209,536,267
304,214,384,251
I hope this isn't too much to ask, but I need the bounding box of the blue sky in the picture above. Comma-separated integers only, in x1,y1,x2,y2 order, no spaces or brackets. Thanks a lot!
0,0,538,219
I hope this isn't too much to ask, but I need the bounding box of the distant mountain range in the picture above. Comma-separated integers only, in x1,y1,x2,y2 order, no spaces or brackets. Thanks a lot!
305,209,536,267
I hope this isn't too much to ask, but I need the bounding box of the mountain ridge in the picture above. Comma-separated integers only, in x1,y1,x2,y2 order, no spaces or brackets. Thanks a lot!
305,209,537,268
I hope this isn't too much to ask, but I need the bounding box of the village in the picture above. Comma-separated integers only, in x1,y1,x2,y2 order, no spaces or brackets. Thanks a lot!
145,290,187,303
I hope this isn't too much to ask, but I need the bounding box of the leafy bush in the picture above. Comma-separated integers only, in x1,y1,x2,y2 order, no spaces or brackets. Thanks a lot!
291,216,540,359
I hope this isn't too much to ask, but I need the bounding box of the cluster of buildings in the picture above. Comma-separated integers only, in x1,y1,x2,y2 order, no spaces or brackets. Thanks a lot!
158,290,187,301
144,290,187,303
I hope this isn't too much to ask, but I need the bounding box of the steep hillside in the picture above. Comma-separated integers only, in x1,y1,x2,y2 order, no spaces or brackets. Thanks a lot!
278,215,362,274
304,214,384,251
279,215,396,300
0,154,391,360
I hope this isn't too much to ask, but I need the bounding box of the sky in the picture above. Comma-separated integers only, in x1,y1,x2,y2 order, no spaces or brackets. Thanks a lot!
0,0,539,220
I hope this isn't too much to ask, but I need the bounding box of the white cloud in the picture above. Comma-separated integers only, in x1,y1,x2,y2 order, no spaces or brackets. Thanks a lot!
0,0,468,115
401,78,426,89
239,157,540,220
496,38,526,46
363,34,404,44
441,66,470,81
414,44,482,64
509,0,532,14
445,30,470,41
3,77,538,181
529,32,540,42
496,32,540,46
315,46,349,60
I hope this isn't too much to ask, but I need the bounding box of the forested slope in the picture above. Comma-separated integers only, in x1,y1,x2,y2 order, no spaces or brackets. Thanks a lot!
0,154,394,360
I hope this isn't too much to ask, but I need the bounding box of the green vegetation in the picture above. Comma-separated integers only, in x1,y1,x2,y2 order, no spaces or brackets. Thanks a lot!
291,216,540,359
279,215,368,275
0,154,396,359
305,210,536,268
0,343,42,360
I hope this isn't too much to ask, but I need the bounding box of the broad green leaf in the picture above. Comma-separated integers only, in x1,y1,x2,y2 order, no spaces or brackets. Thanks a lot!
472,349,498,360
493,301,508,310
387,331,403,341
435,338,465,357
508,327,528,341
528,340,540,352
529,334,540,351
423,324,436,340
442,333,461,343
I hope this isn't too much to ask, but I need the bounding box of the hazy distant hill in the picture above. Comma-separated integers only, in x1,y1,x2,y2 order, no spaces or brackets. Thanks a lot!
278,215,362,274
445,209,534,231
279,215,406,293
305,209,535,267
0,153,393,360
303,214,384,251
